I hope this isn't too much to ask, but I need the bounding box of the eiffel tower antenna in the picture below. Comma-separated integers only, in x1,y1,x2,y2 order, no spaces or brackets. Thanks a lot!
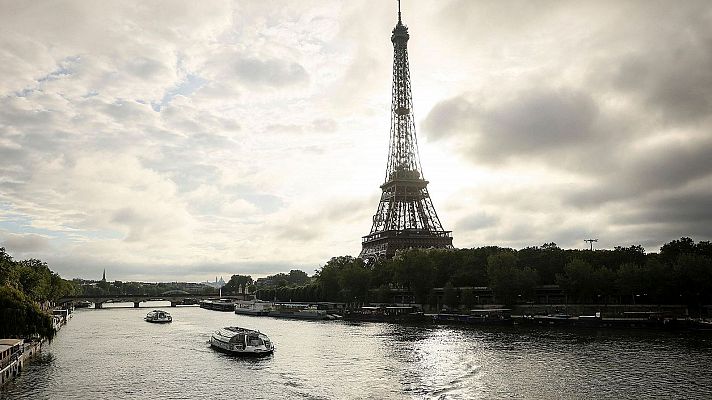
360,1,453,260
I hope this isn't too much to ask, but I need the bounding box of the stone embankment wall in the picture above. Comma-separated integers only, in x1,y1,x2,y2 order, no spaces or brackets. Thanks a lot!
511,304,689,317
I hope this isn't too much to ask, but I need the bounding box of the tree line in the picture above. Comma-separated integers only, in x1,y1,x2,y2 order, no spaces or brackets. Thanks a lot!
254,237,712,308
79,280,217,297
0,248,80,339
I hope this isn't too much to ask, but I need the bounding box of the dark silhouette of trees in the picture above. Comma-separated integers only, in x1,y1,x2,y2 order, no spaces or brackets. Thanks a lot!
223,274,253,294
300,237,712,308
0,248,80,339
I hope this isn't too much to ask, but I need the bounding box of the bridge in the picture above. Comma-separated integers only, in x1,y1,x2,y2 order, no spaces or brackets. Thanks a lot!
58,293,251,309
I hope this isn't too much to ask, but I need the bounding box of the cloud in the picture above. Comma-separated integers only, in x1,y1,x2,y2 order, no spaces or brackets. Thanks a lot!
456,212,499,232
1,1,711,281
423,88,606,163
605,4,712,124
0,232,52,254
233,57,309,87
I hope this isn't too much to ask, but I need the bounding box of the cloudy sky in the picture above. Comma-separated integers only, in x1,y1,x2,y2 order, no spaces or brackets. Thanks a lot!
1,0,711,282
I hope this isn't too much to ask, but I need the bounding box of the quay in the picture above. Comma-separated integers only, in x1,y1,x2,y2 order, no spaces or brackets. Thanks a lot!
1,307,72,387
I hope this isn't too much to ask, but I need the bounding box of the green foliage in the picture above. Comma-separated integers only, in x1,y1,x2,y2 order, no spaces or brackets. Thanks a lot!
257,269,312,289
0,247,68,339
443,282,459,308
487,251,538,305
392,250,436,303
313,256,365,302
460,288,475,309
0,285,55,339
557,259,614,303
374,284,391,303
223,274,253,294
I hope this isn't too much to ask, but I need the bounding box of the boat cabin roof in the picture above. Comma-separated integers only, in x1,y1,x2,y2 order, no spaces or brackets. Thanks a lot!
217,326,263,336
0,339,23,353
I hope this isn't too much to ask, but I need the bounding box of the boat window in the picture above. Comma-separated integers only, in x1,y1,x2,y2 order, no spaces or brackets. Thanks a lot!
231,334,245,344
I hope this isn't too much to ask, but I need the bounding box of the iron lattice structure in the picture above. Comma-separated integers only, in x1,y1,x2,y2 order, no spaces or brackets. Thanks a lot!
360,4,453,260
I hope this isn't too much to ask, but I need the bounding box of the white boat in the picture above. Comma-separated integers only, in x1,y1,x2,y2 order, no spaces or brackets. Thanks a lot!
268,303,331,320
234,300,273,316
145,310,172,323
210,327,274,356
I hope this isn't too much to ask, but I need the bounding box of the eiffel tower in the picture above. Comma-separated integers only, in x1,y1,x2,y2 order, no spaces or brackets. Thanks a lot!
360,1,453,260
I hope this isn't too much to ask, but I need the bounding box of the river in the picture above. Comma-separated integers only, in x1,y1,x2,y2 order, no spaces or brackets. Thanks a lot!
2,301,712,399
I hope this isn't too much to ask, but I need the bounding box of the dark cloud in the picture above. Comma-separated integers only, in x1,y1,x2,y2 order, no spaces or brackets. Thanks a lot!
423,88,613,165
614,187,712,230
564,138,712,208
420,95,473,141
608,4,712,124
456,212,499,232
479,89,600,159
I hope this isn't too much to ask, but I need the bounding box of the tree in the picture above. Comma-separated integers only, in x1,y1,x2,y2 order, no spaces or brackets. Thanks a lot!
392,250,435,303
487,252,538,305
660,237,696,265
460,288,475,309
556,258,615,303
0,286,55,339
443,282,459,309
338,260,371,303
616,263,648,303
223,274,254,294
673,254,712,305
375,284,391,303
314,256,354,301
287,270,310,285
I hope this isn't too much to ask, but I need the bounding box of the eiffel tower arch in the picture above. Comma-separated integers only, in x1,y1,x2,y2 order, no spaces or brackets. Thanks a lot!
360,1,453,260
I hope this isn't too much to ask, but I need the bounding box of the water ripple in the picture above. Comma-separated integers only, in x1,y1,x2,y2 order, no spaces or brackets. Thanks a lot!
2,303,712,399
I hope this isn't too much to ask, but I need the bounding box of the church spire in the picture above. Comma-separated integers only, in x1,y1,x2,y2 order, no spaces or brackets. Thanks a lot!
102,269,106,282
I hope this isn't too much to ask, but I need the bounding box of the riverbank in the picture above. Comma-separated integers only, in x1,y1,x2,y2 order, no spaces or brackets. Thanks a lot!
0,306,72,387
199,299,712,332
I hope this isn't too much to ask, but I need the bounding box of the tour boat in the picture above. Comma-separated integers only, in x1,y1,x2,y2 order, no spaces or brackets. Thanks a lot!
210,327,274,356
145,310,172,323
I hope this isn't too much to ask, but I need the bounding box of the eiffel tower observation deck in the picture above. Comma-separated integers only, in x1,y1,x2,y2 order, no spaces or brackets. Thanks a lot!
360,1,453,260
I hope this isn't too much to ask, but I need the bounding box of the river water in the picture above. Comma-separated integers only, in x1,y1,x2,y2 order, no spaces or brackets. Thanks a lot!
2,301,712,399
